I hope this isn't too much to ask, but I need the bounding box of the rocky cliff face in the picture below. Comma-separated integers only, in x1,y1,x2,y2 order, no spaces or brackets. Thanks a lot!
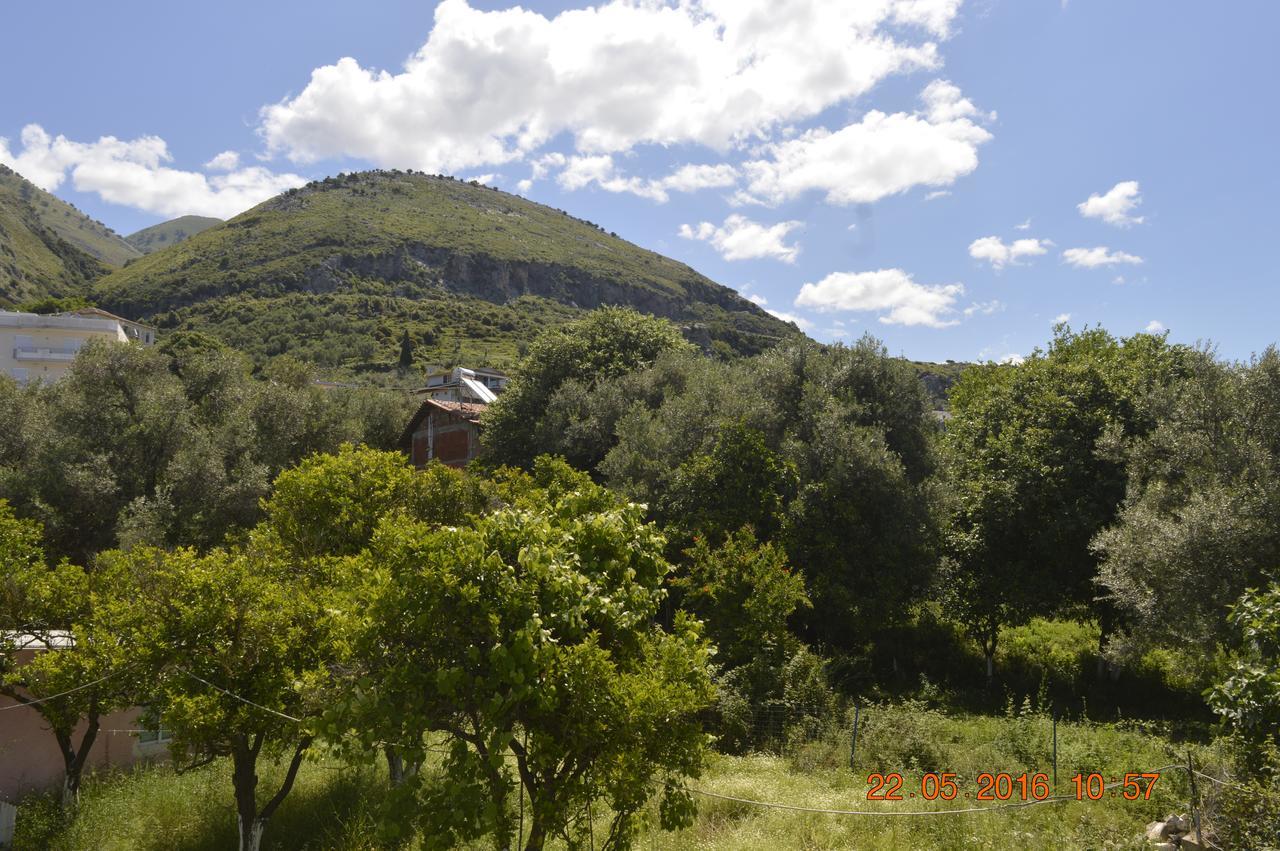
297,243,758,324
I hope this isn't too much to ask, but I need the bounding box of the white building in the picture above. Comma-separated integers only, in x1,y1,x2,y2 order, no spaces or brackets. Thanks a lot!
0,309,156,385
418,366,509,404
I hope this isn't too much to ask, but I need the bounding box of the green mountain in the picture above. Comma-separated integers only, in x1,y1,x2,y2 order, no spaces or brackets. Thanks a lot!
126,215,222,254
0,165,140,269
93,171,799,372
0,165,118,307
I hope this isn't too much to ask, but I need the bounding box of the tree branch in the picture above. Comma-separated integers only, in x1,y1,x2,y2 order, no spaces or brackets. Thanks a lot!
258,736,312,823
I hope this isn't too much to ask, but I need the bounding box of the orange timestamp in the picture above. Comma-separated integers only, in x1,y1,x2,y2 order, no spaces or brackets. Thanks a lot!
865,771,1161,801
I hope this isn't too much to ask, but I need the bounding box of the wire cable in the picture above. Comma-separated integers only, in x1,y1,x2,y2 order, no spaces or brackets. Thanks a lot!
0,668,124,712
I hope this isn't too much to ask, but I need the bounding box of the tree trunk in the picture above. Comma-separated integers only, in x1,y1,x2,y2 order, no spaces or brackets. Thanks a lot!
983,628,998,686
238,817,266,851
55,709,100,811
232,737,262,851
384,746,420,787
523,820,547,851
385,746,406,786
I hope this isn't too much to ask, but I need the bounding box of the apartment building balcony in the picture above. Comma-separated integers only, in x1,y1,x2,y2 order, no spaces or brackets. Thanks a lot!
13,346,80,363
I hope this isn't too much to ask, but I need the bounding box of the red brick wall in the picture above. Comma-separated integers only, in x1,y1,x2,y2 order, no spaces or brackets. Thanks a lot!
434,428,471,465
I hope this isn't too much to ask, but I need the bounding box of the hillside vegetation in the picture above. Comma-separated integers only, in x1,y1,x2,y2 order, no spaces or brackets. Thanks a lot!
0,166,116,306
93,170,798,370
125,214,222,254
0,165,139,268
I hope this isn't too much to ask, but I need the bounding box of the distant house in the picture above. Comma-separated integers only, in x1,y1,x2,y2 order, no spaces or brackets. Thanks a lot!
400,366,509,468
0,308,156,385
401,399,488,468
418,366,508,403
0,632,167,803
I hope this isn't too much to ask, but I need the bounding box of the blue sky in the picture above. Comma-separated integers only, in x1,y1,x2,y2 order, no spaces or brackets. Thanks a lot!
2,0,1275,363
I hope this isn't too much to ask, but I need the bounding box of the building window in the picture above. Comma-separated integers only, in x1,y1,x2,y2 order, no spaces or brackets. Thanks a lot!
137,707,172,744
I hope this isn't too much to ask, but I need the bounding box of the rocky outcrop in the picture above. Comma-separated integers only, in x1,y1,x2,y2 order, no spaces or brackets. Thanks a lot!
299,243,771,326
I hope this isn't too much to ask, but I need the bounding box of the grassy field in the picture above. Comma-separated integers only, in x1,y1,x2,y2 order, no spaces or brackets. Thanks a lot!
15,704,1217,850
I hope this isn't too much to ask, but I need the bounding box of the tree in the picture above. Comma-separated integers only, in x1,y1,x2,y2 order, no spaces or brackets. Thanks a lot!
350,472,713,850
659,422,796,547
598,336,940,651
941,328,1187,680
482,308,693,469
1209,584,1280,775
262,444,489,784
678,528,809,674
1097,347,1280,662
398,329,415,370
100,541,339,851
0,341,416,563
0,502,134,808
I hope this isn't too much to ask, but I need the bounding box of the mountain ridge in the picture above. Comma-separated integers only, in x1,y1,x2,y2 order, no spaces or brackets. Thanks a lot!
92,170,799,371
0,165,117,306
126,215,223,254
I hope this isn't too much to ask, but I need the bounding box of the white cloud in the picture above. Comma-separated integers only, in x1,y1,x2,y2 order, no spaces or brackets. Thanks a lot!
1112,275,1126,285
660,163,739,193
1145,320,1166,333
963,299,1004,316
977,344,1024,364
968,235,1052,269
794,268,964,328
1078,180,1144,227
1052,312,1071,324
465,173,498,184
516,178,532,193
556,155,738,202
1014,218,1031,231
1062,246,1144,268
204,150,241,171
924,189,951,201
259,0,956,173
678,214,802,263
747,293,769,306
919,78,992,123
766,309,814,332
0,124,306,219
741,80,992,206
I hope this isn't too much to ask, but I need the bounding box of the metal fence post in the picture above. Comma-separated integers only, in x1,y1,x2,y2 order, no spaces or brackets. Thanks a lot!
1186,750,1201,842
850,704,861,774
1052,711,1058,790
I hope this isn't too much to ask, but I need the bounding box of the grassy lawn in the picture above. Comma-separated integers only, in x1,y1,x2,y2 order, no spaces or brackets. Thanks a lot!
15,705,1217,850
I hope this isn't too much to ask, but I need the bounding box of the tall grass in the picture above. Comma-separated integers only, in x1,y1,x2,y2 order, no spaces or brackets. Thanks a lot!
15,705,1224,850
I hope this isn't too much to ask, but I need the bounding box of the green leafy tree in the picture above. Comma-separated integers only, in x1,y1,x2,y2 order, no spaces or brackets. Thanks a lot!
600,336,939,651
942,327,1186,680
482,307,693,469
349,474,713,850
0,502,134,808
1210,584,1280,774
262,444,489,783
1097,347,1280,661
398,329,415,370
0,341,415,563
659,422,796,547
679,528,809,673
99,542,339,851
